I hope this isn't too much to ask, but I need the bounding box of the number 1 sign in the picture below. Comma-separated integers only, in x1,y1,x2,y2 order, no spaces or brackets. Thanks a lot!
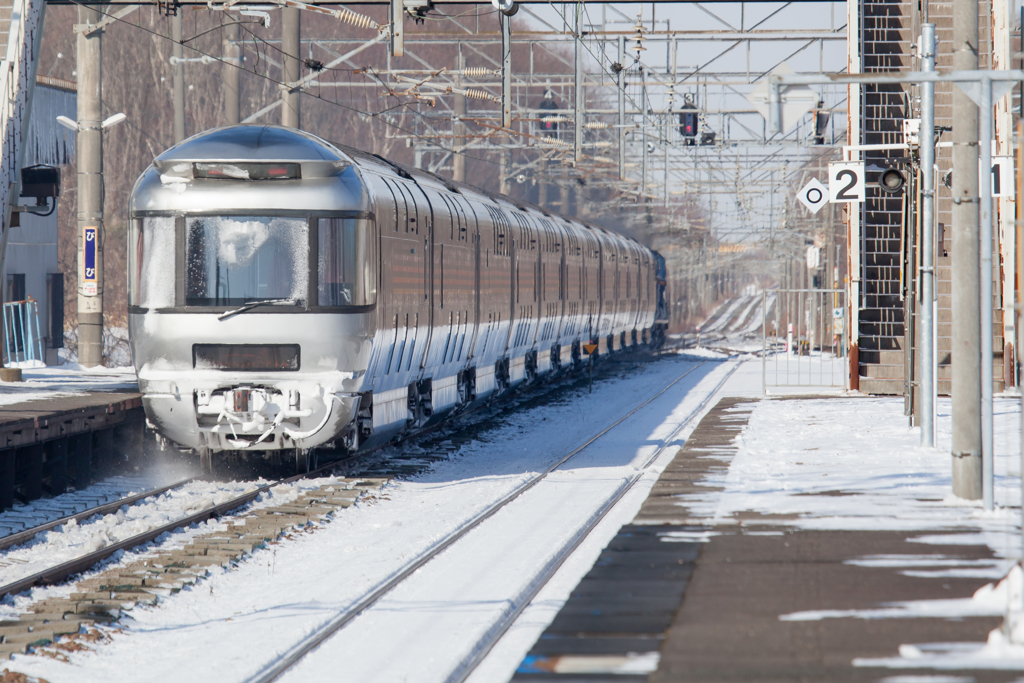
828,162,865,203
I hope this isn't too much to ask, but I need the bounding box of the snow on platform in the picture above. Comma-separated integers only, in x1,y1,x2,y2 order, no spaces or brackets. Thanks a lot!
501,367,1024,682
0,365,137,409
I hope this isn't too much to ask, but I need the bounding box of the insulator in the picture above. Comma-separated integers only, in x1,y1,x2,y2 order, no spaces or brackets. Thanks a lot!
584,122,610,130
464,89,497,102
462,67,491,77
539,137,570,148
334,7,379,30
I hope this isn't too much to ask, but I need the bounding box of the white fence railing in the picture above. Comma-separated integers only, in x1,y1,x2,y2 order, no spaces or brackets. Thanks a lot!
762,288,848,394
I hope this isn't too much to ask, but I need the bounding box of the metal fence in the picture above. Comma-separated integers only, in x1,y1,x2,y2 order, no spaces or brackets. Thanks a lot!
4,298,44,366
762,288,848,394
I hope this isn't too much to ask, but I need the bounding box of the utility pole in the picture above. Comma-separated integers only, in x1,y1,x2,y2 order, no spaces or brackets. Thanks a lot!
453,49,466,182
951,0,982,499
641,75,647,198
172,11,185,142
223,19,240,125
573,4,583,163
77,4,104,367
920,23,936,447
664,115,670,208
282,7,301,128
617,35,625,181
500,11,511,129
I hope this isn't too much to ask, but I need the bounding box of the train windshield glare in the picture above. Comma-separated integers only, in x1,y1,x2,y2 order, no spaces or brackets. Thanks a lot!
185,216,308,306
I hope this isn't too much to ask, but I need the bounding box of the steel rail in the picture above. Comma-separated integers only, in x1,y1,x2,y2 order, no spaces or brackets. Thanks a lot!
447,359,742,683
0,475,200,553
246,357,717,683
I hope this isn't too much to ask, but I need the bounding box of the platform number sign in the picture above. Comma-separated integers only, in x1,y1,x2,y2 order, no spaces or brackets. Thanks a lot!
797,177,828,214
83,226,98,296
990,156,1015,198
828,162,865,203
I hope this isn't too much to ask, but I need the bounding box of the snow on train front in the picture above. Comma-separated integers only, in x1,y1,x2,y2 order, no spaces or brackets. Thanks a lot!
127,125,377,465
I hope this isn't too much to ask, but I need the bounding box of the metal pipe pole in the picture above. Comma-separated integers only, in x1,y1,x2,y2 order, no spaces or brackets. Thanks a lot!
920,23,936,447
77,4,104,367
641,77,647,197
389,0,403,57
282,7,301,128
574,4,582,163
617,35,625,180
453,49,466,182
223,19,240,124
951,0,982,500
1018,58,1024,568
664,115,669,208
501,12,511,129
980,75,994,510
172,11,185,142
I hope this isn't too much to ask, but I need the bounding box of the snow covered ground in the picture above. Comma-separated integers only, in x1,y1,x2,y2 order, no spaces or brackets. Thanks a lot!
4,352,740,683
17,355,1018,680
0,365,137,407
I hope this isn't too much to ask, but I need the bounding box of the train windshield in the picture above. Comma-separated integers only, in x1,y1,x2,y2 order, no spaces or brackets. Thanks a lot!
185,216,308,307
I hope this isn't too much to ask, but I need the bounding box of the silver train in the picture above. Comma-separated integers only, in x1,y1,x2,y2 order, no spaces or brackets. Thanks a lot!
128,125,666,470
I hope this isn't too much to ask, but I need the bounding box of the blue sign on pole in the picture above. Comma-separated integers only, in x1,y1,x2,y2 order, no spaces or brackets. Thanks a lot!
83,226,97,296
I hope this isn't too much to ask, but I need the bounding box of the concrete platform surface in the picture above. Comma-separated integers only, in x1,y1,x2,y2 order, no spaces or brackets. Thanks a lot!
513,382,1024,682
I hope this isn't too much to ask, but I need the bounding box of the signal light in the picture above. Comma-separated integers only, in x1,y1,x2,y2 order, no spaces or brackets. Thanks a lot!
878,168,905,194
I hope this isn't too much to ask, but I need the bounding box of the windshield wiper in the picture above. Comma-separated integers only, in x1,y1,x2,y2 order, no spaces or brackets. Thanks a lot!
218,298,299,321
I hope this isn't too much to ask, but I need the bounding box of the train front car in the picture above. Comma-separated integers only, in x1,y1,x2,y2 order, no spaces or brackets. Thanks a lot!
128,126,376,467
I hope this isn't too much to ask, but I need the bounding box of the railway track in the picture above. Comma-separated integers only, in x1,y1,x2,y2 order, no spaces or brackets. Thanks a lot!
0,348,710,672
0,349,674,649
243,357,739,683
0,462,356,602
0,476,200,554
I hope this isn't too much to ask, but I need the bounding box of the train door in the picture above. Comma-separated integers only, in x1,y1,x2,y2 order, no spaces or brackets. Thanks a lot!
441,193,476,368
419,187,457,372
596,231,618,348
535,217,562,355
508,211,538,356
560,222,585,345
579,227,598,343
367,174,422,391
480,204,513,365
390,179,430,375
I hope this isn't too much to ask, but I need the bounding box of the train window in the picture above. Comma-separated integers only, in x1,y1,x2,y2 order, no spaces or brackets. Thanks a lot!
185,216,308,307
318,218,376,306
129,217,175,308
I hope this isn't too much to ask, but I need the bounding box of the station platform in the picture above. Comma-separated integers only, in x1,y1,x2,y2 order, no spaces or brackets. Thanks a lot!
513,362,1024,682
0,367,142,511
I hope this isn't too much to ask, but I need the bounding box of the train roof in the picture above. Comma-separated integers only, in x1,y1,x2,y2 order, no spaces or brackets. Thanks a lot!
329,137,645,249
136,126,647,250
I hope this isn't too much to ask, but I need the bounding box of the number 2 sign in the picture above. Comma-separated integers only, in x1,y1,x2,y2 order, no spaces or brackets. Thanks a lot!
828,162,865,203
